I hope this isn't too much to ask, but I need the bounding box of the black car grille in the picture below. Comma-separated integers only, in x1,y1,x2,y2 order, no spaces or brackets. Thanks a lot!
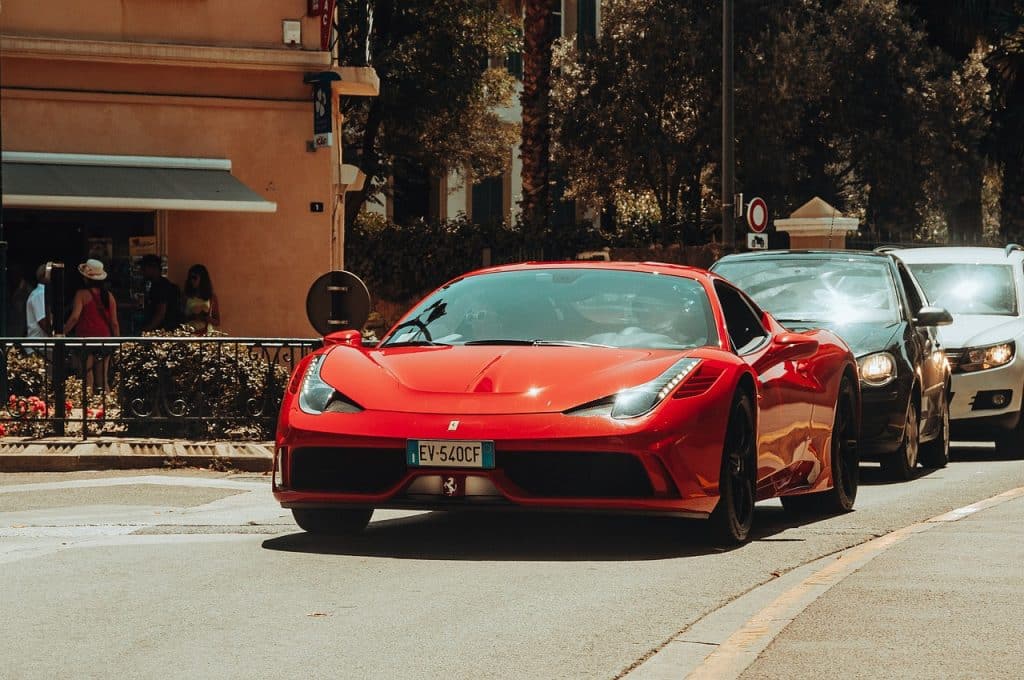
497,451,654,498
289,447,407,493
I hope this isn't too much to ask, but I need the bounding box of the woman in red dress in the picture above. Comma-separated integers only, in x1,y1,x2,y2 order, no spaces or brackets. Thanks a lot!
65,259,120,394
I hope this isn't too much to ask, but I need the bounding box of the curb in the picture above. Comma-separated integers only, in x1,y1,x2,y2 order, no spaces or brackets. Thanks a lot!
0,439,273,473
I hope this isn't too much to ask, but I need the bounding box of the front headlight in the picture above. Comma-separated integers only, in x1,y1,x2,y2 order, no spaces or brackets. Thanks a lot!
564,358,702,419
298,355,364,414
613,358,702,418
858,352,897,387
958,342,1015,373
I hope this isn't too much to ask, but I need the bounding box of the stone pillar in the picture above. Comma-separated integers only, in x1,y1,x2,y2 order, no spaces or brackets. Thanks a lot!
774,197,860,249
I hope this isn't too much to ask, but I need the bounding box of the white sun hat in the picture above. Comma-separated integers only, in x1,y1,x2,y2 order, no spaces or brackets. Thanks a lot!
78,259,108,281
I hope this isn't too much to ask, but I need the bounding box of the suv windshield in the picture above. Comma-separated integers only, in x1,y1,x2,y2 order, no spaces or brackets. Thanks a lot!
381,269,718,350
713,258,901,324
906,263,1017,316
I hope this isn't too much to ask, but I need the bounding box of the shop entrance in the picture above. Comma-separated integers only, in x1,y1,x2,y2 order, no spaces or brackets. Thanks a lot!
4,209,156,335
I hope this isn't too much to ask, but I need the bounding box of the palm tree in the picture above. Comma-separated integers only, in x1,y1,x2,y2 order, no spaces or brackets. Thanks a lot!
519,0,556,240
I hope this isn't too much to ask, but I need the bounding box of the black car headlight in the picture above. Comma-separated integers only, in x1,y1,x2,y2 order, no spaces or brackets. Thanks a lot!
957,342,1015,373
298,355,364,415
858,352,897,387
566,358,701,419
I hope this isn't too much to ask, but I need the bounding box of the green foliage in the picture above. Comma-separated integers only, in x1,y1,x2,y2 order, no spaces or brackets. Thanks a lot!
339,0,520,220
115,333,290,439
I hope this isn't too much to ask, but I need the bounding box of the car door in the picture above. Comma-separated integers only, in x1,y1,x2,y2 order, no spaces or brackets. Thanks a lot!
714,280,813,496
893,260,945,437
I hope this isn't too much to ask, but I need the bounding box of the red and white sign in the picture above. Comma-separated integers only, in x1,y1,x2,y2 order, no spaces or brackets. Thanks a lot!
320,0,337,50
747,197,769,233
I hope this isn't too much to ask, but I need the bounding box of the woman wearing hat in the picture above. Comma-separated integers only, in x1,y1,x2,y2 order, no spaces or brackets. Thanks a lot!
65,259,120,394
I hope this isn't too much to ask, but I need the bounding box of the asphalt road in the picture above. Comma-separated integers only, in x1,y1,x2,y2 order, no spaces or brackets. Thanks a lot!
2,446,1022,680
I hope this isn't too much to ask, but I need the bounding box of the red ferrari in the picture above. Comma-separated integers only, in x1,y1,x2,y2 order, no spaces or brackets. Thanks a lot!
273,262,860,543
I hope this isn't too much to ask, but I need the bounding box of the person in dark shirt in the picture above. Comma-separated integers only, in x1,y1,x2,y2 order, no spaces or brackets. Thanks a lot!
140,254,182,332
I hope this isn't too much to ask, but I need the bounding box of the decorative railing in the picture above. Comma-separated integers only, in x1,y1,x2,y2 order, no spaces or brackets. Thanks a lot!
0,337,320,441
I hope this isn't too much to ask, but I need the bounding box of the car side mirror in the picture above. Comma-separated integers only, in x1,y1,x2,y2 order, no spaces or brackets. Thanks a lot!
770,333,820,363
914,306,953,327
324,329,364,347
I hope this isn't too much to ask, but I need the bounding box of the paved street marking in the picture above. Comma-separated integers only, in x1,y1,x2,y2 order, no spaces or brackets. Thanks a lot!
623,486,1024,680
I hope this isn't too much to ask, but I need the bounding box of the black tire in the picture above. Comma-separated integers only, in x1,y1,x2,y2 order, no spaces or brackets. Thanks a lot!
881,399,919,480
708,392,757,545
291,508,373,535
781,377,858,515
920,390,950,468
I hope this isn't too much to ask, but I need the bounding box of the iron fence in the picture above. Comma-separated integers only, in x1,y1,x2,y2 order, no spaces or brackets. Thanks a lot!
0,336,320,441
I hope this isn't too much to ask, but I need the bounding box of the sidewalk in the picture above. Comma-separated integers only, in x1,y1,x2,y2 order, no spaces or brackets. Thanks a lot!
741,493,1024,679
0,438,273,472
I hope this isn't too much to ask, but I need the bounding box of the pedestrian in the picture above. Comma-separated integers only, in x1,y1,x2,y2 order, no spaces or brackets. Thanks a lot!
64,259,120,394
25,264,51,339
183,264,221,334
139,254,182,332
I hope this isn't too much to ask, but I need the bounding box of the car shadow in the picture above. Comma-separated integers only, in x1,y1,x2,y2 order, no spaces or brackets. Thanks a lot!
857,463,943,486
261,503,819,561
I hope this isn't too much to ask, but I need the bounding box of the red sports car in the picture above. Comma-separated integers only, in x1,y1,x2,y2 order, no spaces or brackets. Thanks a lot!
273,262,860,543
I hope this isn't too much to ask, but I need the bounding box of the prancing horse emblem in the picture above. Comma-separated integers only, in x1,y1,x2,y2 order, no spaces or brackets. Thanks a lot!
448,420,460,431
442,476,459,497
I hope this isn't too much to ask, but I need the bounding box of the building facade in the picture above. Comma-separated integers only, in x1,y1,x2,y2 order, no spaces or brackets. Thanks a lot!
0,1,378,337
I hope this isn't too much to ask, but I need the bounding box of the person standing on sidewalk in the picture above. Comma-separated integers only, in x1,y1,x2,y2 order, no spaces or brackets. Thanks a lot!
25,265,51,339
140,254,182,332
65,260,120,394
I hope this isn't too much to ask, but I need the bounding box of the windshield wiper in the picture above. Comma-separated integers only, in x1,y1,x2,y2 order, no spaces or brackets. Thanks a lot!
532,340,614,348
463,339,614,348
380,340,450,348
464,339,536,346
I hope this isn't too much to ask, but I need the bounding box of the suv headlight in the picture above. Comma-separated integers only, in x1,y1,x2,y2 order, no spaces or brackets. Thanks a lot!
957,342,1015,373
858,352,897,387
298,355,364,414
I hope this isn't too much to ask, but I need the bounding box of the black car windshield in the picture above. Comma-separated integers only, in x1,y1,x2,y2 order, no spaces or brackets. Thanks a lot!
381,269,719,350
713,258,901,324
906,263,1017,316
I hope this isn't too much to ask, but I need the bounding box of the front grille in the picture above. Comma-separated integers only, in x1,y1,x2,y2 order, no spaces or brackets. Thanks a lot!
290,447,407,493
497,451,654,498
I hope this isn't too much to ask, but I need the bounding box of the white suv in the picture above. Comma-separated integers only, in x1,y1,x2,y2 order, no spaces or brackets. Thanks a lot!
890,246,1024,456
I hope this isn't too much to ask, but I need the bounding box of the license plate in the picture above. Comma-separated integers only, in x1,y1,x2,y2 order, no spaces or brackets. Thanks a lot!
406,440,495,469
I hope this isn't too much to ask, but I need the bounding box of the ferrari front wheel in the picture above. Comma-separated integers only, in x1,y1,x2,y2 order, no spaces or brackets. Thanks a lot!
709,391,757,545
292,508,374,535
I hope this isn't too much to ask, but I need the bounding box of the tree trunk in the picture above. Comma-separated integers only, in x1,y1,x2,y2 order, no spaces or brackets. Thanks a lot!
1001,160,1024,243
520,0,555,240
344,96,386,226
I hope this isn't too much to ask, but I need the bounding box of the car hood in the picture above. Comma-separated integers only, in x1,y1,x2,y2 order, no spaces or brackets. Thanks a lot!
778,321,900,358
317,345,713,415
934,315,1023,349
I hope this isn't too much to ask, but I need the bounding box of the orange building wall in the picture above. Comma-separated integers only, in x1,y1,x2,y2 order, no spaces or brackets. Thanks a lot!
0,1,322,50
2,89,332,337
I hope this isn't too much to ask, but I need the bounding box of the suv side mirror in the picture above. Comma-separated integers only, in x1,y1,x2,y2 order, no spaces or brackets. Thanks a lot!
914,306,953,327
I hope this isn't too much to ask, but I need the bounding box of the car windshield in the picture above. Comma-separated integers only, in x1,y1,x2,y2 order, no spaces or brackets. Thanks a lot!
905,263,1017,316
381,269,719,350
713,258,901,324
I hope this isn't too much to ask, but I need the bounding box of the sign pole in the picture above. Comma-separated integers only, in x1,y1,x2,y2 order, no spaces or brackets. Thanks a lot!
721,0,735,251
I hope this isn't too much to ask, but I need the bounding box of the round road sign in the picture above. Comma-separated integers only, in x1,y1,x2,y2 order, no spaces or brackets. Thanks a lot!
747,197,769,233
305,270,371,336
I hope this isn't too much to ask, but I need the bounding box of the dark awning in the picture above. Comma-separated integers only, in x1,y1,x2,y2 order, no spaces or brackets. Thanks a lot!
1,152,277,213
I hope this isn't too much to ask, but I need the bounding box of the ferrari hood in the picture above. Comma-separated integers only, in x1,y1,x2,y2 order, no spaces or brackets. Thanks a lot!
934,315,1024,349
317,345,707,415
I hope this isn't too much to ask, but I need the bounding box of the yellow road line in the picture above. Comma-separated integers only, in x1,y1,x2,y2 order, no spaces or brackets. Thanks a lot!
686,485,1024,680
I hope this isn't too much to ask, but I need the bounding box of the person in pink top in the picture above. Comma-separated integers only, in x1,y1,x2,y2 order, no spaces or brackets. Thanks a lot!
65,259,120,394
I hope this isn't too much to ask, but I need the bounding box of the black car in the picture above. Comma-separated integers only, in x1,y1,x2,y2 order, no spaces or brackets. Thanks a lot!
711,250,952,480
